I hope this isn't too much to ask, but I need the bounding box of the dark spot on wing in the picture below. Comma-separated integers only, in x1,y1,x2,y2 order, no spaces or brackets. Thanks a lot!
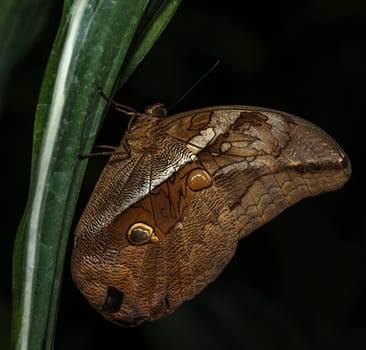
102,287,124,313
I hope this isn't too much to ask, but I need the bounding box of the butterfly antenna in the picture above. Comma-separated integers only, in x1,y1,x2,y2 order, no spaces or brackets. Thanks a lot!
168,60,221,112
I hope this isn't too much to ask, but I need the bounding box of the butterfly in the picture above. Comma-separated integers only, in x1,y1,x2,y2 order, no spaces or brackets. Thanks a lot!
71,98,351,326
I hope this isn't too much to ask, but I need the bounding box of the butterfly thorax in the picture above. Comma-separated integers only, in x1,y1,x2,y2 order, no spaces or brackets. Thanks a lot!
124,104,167,151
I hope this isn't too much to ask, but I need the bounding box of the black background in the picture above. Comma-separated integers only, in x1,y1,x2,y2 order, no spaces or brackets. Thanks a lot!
0,1,364,349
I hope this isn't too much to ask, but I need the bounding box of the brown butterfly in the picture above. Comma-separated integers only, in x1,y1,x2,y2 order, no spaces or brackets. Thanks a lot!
71,99,351,326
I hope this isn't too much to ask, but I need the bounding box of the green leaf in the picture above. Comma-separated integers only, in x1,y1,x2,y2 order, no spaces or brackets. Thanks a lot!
117,0,184,87
11,1,182,349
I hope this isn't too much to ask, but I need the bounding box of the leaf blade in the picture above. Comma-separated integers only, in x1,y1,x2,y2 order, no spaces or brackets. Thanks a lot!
12,1,181,348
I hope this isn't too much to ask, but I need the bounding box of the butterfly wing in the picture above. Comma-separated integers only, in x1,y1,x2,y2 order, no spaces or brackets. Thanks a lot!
72,158,237,326
71,105,351,326
162,106,351,238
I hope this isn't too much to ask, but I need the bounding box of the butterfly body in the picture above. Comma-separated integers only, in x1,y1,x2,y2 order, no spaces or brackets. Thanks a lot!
71,105,351,326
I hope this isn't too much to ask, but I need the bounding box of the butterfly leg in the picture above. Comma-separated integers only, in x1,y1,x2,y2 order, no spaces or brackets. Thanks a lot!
98,88,140,117
79,145,131,159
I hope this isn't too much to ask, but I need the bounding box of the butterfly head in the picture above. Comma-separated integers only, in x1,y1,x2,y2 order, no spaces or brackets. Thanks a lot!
144,103,167,118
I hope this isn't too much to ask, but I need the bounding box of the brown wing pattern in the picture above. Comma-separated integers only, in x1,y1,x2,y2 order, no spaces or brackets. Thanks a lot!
72,160,237,326
71,105,351,326
163,107,351,239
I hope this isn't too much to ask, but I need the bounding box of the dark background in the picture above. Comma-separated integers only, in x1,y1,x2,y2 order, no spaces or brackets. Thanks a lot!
1,1,364,349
